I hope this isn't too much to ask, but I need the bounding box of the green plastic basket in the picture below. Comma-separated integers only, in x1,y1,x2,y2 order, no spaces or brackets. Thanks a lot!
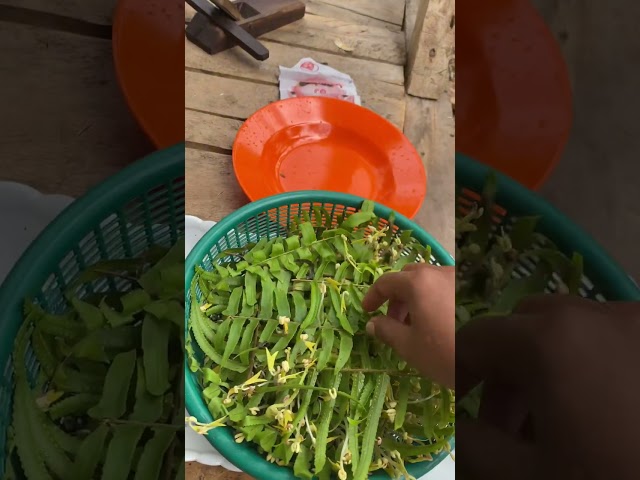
456,152,640,301
185,190,456,480
0,144,185,476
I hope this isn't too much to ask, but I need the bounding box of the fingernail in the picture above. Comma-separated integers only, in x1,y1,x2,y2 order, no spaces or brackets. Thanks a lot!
366,321,375,337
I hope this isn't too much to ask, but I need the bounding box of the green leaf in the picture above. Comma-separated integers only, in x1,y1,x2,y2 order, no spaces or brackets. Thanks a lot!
71,297,104,330
394,378,410,430
133,428,175,480
316,328,335,371
101,424,145,479
142,314,171,396
88,349,137,419
71,423,109,478
314,373,342,473
334,332,353,374
130,358,163,423
353,374,390,480
293,444,314,479
222,287,244,316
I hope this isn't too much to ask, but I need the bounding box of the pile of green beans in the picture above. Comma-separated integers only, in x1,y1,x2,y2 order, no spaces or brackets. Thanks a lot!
187,202,455,480
4,240,185,480
455,175,583,415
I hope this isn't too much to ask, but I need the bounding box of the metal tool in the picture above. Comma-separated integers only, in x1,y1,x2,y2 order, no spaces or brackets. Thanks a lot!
185,0,306,61
186,0,269,60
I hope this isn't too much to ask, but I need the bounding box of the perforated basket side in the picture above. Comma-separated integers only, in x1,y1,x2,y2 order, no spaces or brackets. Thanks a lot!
0,144,185,476
184,191,455,480
455,152,640,302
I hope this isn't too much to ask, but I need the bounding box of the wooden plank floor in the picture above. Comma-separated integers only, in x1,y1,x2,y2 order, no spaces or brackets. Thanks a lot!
0,1,151,197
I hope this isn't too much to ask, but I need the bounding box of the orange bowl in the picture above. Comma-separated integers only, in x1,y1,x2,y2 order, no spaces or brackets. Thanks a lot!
456,0,573,189
232,97,427,219
113,0,184,148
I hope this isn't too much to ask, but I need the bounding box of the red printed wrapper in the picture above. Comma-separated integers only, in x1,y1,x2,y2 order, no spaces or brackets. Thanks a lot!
278,58,361,105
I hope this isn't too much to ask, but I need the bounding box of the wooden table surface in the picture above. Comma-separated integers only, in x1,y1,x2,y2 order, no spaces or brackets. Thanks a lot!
0,0,152,197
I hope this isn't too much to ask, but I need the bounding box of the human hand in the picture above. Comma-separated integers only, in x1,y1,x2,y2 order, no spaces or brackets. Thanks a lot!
362,263,455,388
456,294,640,480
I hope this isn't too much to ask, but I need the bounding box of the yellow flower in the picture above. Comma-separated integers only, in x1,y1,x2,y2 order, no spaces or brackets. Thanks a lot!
278,315,290,334
241,371,268,387
234,432,245,443
249,407,261,415
275,408,294,428
287,434,304,453
186,416,228,435
385,408,397,422
281,360,290,373
265,348,278,375
36,390,64,409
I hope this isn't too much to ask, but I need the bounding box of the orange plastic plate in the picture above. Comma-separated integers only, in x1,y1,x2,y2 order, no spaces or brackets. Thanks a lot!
113,0,184,148
457,0,573,190
233,97,427,219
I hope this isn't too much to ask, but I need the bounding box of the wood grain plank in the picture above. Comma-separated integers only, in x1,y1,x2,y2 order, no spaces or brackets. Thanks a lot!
407,94,455,255
315,0,405,26
406,0,455,100
186,71,277,119
185,148,249,221
185,38,405,86
305,0,401,32
262,15,406,65
185,109,242,150
185,70,406,130
0,0,117,25
0,22,152,197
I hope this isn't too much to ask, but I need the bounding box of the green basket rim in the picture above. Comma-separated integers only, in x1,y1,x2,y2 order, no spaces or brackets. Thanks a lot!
0,143,185,394
456,152,640,301
185,190,455,480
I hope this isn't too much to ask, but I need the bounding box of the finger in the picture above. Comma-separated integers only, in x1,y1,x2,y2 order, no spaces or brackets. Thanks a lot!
515,293,578,314
366,315,412,353
456,314,537,397
478,381,530,436
401,263,423,272
387,300,410,324
457,418,538,480
362,271,418,312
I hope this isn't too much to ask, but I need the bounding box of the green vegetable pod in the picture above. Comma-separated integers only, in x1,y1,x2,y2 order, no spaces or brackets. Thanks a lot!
185,191,455,480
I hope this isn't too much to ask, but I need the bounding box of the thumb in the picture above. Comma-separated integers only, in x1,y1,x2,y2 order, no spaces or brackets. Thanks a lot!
366,316,412,353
